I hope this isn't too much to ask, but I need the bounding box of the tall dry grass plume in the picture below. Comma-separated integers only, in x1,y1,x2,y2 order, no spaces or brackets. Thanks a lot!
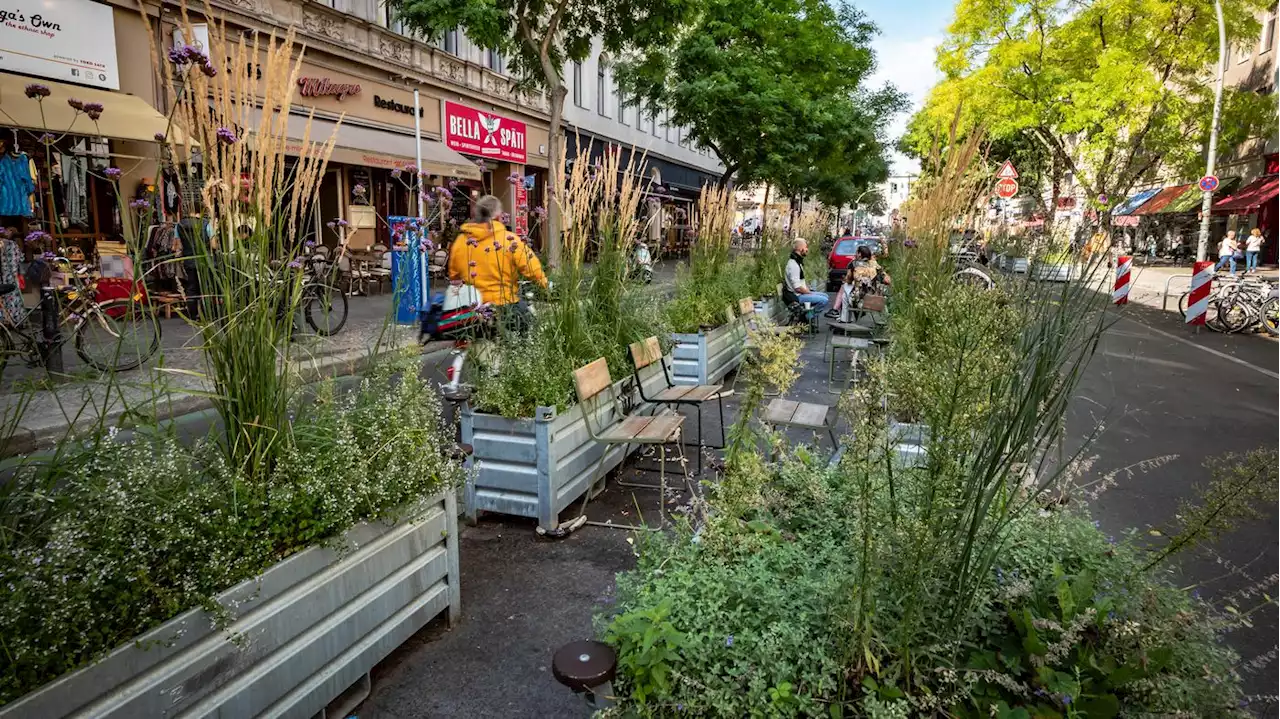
691,183,734,279
143,5,338,242
899,104,989,252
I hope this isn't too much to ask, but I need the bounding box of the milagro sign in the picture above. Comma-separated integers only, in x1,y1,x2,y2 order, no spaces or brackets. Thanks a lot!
443,100,526,163
0,0,119,89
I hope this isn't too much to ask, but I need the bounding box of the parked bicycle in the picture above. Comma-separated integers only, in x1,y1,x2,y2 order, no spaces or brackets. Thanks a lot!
299,251,348,336
0,261,161,378
1178,275,1277,334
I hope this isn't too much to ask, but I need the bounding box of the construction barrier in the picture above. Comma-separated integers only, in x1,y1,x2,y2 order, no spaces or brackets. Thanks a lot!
1112,255,1132,305
1185,261,1214,326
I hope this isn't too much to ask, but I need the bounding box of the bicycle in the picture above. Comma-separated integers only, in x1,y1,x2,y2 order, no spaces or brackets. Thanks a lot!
1177,277,1234,332
0,262,162,378
297,253,348,336
1215,277,1277,335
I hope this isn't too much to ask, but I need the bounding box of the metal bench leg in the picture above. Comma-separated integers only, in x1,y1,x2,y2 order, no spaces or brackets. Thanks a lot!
694,403,703,475
717,392,726,449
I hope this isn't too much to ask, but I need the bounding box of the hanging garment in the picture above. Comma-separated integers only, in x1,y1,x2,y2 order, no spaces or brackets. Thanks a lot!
0,154,35,217
61,152,88,225
0,239,24,325
162,167,181,216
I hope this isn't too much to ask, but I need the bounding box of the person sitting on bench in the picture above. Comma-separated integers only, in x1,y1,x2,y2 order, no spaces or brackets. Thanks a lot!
782,238,828,312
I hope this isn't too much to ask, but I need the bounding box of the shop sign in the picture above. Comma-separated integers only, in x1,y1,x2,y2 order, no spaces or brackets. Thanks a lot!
374,94,423,117
0,0,119,89
298,77,362,101
514,182,528,236
443,100,526,163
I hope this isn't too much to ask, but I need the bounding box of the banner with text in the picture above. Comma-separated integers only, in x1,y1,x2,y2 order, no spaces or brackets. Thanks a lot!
443,100,526,163
0,0,119,89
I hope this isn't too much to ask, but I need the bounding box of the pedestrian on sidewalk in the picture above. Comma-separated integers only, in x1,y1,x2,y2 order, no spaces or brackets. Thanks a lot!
1214,231,1239,274
1245,228,1265,273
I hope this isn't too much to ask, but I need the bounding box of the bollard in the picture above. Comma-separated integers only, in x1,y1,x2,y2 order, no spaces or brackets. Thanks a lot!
39,287,63,374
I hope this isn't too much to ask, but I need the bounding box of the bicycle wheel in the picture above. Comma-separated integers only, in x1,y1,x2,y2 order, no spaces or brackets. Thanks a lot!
954,266,995,290
1217,296,1255,333
75,299,162,372
1262,297,1279,336
304,283,348,336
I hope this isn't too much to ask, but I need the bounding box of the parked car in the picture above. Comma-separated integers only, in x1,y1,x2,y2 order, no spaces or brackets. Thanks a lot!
826,237,883,291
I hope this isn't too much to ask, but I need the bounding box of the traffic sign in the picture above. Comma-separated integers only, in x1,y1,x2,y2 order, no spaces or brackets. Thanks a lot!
1098,193,1108,205
995,177,1019,199
1198,175,1219,192
996,160,1019,179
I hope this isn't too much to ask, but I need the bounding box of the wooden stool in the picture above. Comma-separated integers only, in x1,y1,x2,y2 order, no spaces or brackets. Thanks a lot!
759,398,839,457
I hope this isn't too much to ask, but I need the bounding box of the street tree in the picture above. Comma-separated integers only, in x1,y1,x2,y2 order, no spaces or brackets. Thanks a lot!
902,0,1276,224
390,0,691,265
615,0,903,204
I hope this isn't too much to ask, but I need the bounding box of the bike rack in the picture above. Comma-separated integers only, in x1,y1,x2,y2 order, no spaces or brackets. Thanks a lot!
1161,274,1194,312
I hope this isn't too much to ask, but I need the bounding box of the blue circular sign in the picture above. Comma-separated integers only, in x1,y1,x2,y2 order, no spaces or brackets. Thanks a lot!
1199,175,1219,192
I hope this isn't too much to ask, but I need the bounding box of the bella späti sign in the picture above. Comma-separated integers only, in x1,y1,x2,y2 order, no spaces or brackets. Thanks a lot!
0,0,119,89
443,100,526,163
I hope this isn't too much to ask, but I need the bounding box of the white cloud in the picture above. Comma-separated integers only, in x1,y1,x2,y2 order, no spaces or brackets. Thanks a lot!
869,35,942,175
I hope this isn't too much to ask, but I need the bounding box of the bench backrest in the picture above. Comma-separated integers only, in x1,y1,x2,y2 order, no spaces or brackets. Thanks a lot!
573,358,613,403
738,297,755,317
725,306,736,326
628,337,663,370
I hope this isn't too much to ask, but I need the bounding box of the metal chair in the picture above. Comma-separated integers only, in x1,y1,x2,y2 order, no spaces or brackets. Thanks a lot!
629,336,725,475
574,358,691,522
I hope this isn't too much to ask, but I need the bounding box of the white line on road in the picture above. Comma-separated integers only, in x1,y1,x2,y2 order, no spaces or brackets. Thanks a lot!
1116,317,1279,380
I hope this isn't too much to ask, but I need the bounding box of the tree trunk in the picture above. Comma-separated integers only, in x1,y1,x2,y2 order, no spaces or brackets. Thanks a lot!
1046,151,1061,232
719,163,738,187
761,184,772,232
545,82,568,268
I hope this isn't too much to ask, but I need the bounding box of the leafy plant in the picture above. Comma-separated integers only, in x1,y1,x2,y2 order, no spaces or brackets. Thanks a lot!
604,599,686,706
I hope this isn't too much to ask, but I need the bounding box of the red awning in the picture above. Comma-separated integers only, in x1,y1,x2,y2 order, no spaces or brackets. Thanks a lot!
1132,184,1193,215
1213,175,1279,214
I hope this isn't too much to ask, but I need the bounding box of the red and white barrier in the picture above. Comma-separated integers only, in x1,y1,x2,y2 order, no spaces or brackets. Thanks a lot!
1112,256,1132,305
1185,261,1215,326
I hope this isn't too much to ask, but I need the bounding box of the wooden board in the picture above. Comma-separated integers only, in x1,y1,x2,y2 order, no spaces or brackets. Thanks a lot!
679,385,723,402
790,402,830,428
634,415,684,442
831,336,873,349
601,415,656,442
763,399,800,424
629,337,663,370
738,297,755,317
654,386,696,402
573,358,613,402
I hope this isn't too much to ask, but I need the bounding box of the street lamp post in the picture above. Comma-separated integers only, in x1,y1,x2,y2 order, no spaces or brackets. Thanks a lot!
1196,0,1226,262
850,188,874,236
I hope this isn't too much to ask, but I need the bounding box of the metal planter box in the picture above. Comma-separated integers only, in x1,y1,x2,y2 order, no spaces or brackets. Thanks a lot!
462,368,669,531
0,494,461,719
890,421,929,468
1002,256,1031,274
670,321,746,386
753,297,786,323
1033,262,1074,282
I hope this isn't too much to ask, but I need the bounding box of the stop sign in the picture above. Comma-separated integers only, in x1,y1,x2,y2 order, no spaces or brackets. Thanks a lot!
995,178,1019,199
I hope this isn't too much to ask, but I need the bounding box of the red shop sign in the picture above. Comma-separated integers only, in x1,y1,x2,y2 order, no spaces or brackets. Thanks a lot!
443,100,526,163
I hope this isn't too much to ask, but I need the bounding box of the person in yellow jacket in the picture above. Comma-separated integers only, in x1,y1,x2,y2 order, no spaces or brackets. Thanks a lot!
448,195,548,329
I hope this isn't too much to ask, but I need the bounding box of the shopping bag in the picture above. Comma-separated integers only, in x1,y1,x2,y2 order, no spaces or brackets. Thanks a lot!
443,283,481,311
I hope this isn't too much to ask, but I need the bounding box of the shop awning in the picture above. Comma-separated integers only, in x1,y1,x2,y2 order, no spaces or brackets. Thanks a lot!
1160,176,1242,214
246,107,481,180
1111,187,1161,216
0,74,187,144
1213,175,1279,214
1132,184,1193,215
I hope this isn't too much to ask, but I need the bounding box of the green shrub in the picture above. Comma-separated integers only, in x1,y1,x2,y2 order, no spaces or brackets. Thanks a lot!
0,354,460,705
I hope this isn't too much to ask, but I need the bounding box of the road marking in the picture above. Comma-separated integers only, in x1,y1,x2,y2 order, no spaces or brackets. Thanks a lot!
1116,317,1279,380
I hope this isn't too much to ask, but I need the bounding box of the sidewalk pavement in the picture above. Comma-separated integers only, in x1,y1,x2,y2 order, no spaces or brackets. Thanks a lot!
0,295,449,457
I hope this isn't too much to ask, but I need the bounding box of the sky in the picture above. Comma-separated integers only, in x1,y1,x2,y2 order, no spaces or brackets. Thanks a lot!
857,0,955,176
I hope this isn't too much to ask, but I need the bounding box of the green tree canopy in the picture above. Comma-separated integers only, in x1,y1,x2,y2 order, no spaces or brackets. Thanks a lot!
615,0,904,205
902,0,1276,218
390,0,691,263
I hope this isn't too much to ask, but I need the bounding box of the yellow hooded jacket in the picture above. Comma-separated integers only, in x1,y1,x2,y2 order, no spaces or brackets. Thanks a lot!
448,220,549,306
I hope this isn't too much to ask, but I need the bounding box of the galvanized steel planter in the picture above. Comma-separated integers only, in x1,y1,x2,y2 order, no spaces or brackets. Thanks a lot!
753,297,786,323
462,368,669,531
1001,256,1031,274
670,321,746,386
0,493,461,719
1032,262,1074,282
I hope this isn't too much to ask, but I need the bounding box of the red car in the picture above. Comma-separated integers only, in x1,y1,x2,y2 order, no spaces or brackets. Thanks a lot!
825,236,883,291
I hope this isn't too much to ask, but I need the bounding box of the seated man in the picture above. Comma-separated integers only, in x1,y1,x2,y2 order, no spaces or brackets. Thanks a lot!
781,238,828,311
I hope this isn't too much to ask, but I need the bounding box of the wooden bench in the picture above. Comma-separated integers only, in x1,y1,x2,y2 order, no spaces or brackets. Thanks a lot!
630,337,724,475
759,398,839,456
574,357,691,501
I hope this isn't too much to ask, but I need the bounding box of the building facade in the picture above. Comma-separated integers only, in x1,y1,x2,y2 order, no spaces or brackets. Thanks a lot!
560,41,725,251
